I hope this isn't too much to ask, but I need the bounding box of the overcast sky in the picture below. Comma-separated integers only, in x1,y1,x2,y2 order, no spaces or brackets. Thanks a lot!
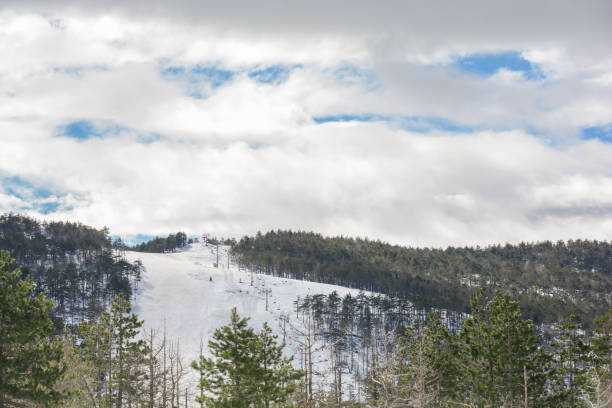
1,0,611,246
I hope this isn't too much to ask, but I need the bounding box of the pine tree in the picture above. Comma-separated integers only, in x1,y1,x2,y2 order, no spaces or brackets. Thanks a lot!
51,333,96,408
192,308,302,407
79,294,147,408
584,308,612,408
394,325,436,408
256,322,303,408
551,315,590,406
421,313,459,405
591,308,612,377
0,250,65,407
459,290,545,407
192,307,260,407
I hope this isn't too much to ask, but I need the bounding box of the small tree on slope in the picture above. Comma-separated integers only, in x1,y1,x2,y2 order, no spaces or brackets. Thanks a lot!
191,307,302,407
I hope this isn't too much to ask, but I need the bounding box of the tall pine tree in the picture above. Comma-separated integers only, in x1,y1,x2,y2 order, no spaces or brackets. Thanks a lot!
256,322,303,408
459,290,546,407
192,307,260,407
0,251,65,407
79,294,147,408
192,308,302,407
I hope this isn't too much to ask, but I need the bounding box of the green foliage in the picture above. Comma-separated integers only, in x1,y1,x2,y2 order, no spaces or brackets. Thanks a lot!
130,232,187,253
0,213,142,329
257,322,303,407
191,307,302,407
549,315,591,406
419,314,459,405
0,251,65,407
50,333,96,408
232,230,612,327
459,290,547,406
79,295,148,408
586,308,612,406
591,308,612,373
366,292,612,407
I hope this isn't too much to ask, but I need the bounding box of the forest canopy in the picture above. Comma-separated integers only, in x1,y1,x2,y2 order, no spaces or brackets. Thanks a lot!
231,230,612,327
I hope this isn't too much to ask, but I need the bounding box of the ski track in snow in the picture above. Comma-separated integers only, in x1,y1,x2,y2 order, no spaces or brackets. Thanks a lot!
126,243,363,389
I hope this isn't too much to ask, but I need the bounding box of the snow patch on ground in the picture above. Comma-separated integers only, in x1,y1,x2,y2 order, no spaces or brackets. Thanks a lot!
126,243,363,389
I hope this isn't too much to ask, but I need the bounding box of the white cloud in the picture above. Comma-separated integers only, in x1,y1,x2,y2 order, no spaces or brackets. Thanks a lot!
1,2,612,246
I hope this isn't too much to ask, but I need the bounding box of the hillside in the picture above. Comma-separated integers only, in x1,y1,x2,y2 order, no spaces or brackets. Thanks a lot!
231,230,612,327
125,242,371,393
0,213,142,328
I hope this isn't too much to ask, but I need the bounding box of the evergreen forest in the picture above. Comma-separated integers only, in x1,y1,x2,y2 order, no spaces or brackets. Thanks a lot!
231,230,612,327
0,213,142,330
129,232,189,253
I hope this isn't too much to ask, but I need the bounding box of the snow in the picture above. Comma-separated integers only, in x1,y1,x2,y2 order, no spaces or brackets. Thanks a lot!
126,243,364,389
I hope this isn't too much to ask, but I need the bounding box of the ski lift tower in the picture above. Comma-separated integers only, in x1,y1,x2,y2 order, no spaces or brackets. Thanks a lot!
264,288,272,311
250,245,255,286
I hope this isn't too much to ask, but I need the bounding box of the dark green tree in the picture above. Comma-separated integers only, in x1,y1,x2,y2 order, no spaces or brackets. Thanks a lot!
192,307,260,407
192,308,302,407
79,294,147,408
256,322,303,408
585,308,612,407
550,315,590,406
459,290,546,407
591,308,612,376
421,313,460,405
0,251,65,407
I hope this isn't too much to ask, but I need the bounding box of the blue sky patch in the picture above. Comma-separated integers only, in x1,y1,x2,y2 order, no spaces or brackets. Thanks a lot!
38,201,62,214
397,116,473,133
4,175,53,200
191,65,234,88
0,175,73,214
56,119,124,141
248,65,293,85
55,119,164,143
118,234,157,246
454,51,544,80
160,63,234,98
582,124,612,143
313,114,389,124
313,113,472,133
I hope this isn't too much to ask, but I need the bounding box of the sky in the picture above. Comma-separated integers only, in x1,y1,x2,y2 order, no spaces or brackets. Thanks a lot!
1,0,612,247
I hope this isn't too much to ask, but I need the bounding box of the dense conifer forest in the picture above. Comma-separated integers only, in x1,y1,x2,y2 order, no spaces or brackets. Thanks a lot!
0,213,142,329
231,230,612,327
129,232,189,253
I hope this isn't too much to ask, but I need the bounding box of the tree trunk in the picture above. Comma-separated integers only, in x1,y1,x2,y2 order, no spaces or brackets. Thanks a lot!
523,365,528,408
118,329,124,408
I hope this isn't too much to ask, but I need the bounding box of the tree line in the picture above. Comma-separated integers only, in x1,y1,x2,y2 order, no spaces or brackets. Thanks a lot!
129,232,189,253
0,213,142,330
231,230,612,327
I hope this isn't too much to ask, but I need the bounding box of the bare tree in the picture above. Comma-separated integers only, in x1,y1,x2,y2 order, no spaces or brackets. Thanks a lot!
144,328,164,408
581,368,612,408
168,339,185,408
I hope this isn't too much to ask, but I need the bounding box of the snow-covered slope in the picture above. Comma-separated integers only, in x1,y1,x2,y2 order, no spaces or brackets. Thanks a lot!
126,243,363,389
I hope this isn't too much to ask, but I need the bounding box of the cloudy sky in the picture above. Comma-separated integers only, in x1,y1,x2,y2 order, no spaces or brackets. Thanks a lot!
1,0,612,246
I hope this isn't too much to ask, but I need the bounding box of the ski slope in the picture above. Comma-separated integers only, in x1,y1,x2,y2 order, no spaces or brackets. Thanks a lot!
126,243,364,389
